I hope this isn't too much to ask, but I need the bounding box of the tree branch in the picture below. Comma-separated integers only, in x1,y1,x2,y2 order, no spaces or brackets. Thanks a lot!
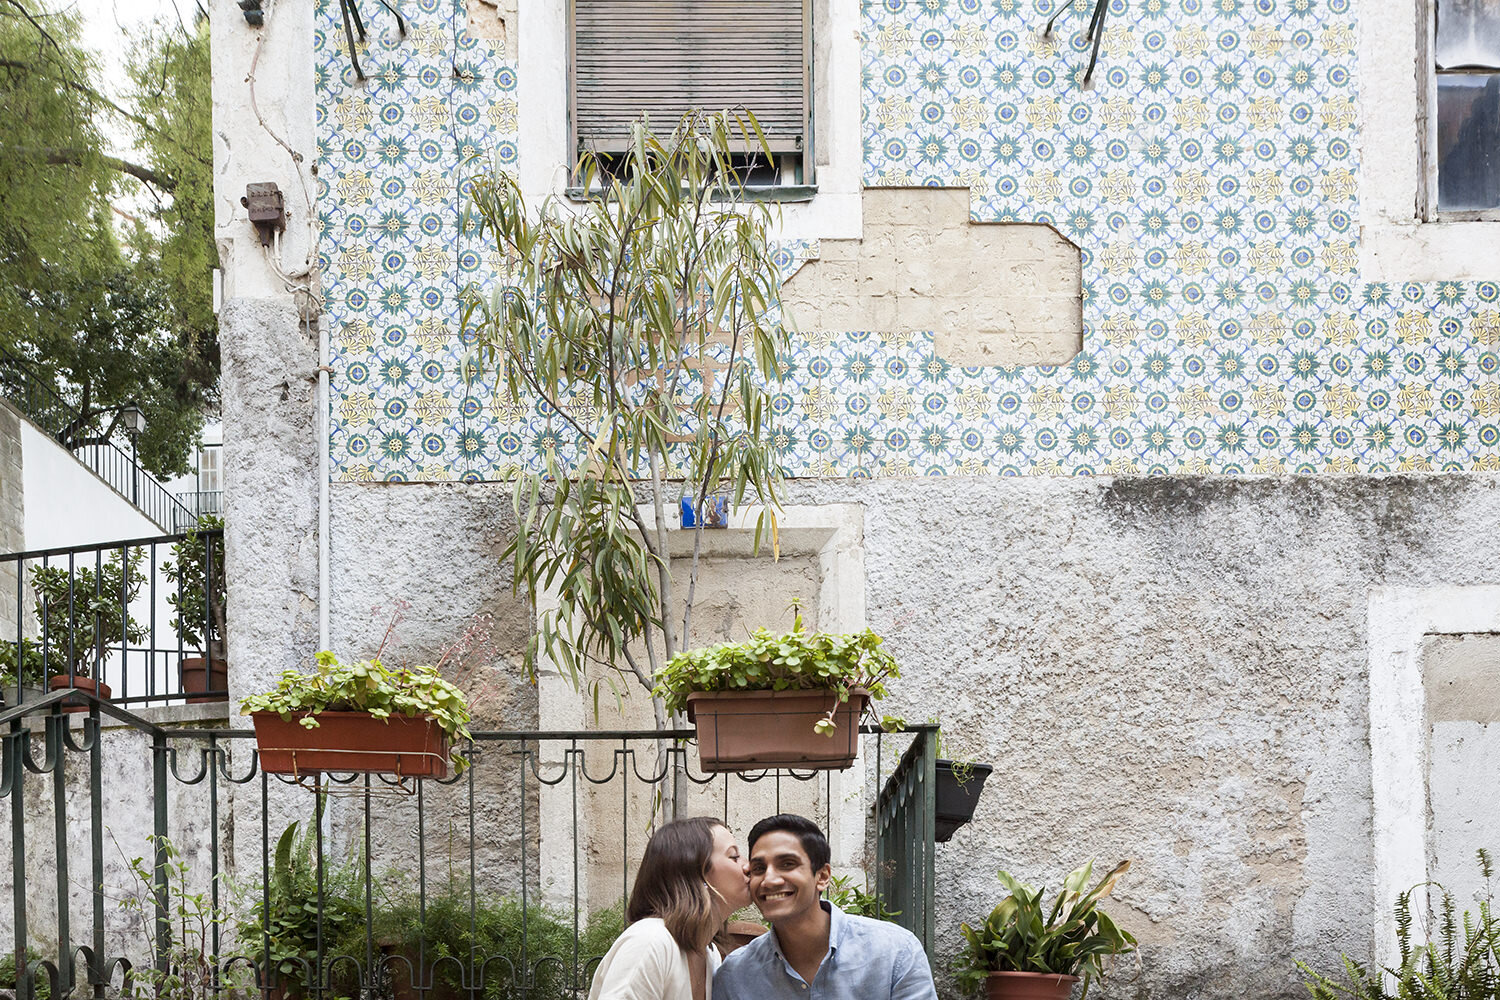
17,145,177,192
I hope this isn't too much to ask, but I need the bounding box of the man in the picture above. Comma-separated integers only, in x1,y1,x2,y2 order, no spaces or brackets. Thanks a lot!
714,813,937,1000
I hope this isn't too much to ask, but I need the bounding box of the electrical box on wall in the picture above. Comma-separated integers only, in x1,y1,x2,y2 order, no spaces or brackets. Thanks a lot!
242,182,286,247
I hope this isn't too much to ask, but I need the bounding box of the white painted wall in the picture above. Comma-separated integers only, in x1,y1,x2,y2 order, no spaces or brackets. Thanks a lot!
21,419,159,552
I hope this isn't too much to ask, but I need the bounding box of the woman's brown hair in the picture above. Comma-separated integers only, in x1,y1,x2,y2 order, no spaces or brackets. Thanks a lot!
626,816,726,951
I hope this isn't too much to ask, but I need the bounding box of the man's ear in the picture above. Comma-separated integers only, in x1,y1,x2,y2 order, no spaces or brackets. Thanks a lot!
815,864,832,893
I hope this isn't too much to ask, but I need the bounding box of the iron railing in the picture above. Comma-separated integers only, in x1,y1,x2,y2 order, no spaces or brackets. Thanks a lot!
171,493,223,533
0,354,192,532
0,698,936,1000
0,531,225,708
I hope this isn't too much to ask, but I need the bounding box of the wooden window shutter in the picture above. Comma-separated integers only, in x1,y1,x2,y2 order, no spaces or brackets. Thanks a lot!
572,0,809,156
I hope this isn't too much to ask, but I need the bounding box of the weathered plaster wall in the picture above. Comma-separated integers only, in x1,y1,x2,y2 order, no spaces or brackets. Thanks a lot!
1422,633,1500,911
300,473,1500,997
0,403,22,639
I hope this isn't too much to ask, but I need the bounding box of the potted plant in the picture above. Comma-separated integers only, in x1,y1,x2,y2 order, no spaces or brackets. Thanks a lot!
0,548,145,710
162,514,227,703
956,861,1136,1000
930,727,994,843
652,608,903,772
240,650,473,779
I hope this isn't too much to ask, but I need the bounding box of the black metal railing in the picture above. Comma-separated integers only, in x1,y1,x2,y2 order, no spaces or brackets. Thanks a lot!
0,354,192,531
171,492,224,533
0,530,226,709
0,700,937,1000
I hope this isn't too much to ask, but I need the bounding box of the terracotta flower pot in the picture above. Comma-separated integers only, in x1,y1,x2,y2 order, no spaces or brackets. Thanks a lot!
48,674,111,714
251,710,450,778
984,972,1078,1000
686,688,868,772
180,656,228,704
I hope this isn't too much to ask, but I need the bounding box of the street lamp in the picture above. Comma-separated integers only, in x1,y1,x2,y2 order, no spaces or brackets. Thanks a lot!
116,404,146,504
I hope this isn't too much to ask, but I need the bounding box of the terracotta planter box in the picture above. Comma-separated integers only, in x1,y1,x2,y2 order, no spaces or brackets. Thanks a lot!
686,688,868,772
180,656,228,704
984,971,1078,1000
251,710,450,778
48,675,111,714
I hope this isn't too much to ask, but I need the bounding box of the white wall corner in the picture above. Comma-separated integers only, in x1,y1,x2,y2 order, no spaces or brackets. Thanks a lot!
211,0,319,301
1367,585,1500,971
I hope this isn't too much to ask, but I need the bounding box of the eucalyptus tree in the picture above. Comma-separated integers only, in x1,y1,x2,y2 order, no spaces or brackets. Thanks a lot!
462,112,790,733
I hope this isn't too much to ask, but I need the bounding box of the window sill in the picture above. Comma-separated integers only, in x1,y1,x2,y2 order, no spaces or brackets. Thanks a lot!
563,184,818,204
1362,219,1500,281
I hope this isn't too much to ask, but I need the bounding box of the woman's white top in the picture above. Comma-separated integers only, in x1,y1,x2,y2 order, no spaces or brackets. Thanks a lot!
587,917,721,1000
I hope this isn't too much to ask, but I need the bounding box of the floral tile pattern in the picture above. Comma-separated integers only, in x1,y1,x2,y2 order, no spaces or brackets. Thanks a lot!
316,0,1500,480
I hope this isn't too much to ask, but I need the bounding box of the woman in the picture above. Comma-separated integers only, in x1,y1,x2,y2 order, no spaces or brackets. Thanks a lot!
587,816,751,1000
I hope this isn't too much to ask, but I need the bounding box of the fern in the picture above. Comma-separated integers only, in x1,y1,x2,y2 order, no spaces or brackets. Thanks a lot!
1297,850,1500,1000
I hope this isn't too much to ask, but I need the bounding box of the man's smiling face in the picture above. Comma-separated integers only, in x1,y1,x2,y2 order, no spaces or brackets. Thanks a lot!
748,830,830,924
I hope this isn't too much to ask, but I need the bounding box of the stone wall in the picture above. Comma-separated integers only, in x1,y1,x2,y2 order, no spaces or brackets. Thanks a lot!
0,403,23,639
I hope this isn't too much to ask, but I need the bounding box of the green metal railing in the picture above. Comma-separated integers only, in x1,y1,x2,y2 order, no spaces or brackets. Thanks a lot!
0,694,936,1000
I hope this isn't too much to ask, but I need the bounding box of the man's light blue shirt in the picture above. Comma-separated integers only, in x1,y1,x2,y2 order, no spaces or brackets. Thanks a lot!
714,902,937,1000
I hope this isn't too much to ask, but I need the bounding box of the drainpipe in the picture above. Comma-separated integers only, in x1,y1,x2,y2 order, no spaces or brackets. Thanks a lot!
318,317,329,652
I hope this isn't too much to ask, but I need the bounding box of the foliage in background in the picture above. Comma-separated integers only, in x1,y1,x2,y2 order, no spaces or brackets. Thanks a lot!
825,874,901,922
1297,849,1499,1000
117,834,250,1000
0,547,145,687
956,861,1137,998
374,882,624,1000
652,608,904,737
162,514,226,659
461,111,790,731
0,6,216,476
0,948,52,1000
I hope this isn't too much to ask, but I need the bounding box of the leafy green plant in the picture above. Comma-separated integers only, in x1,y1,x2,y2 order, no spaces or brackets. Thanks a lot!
652,608,903,737
825,874,900,922
161,514,225,659
239,650,473,768
374,883,623,1000
956,861,1136,998
0,547,146,686
461,110,790,733
1296,849,1500,1000
235,819,369,1000
0,947,52,1000
117,834,251,1000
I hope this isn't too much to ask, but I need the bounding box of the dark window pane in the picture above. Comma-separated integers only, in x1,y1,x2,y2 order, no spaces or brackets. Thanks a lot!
1438,74,1500,210
1438,0,1500,68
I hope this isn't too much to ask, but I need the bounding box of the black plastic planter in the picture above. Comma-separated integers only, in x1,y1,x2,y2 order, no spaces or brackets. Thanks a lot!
935,759,992,842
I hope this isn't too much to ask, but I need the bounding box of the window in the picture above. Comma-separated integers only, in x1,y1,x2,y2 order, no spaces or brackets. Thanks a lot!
1434,0,1500,213
568,0,812,188
197,443,221,494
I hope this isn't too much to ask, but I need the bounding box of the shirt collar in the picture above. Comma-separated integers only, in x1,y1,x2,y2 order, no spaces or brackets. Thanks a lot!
767,900,843,963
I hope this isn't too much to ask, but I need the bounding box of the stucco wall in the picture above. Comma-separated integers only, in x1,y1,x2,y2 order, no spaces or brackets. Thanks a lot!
291,472,1500,997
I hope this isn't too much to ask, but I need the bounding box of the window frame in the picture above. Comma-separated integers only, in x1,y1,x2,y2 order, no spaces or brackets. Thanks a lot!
564,0,816,194
1421,0,1500,221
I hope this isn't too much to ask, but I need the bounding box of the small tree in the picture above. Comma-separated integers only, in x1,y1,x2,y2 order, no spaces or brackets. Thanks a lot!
0,547,146,688
161,514,226,661
461,112,791,731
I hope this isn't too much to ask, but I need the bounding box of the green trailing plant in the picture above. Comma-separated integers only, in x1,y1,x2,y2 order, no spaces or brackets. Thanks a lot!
0,547,145,687
460,110,790,733
652,607,903,737
825,874,900,922
1296,849,1500,1000
161,514,226,660
956,860,1137,998
116,834,250,1000
235,818,369,1000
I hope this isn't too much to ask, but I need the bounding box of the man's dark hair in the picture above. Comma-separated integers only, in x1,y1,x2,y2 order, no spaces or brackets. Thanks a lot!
747,813,831,871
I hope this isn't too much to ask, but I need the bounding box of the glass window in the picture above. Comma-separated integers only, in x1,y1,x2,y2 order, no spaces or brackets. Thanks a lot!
1438,0,1500,68
1436,1,1500,211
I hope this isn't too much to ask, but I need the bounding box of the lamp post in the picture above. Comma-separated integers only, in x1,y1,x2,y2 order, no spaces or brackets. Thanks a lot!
119,404,145,504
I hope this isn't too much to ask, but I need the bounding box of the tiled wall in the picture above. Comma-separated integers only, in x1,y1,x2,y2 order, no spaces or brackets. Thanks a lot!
317,0,1500,481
